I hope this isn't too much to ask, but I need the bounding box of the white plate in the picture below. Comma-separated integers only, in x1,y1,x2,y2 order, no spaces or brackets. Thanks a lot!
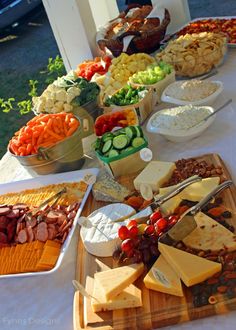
0,168,99,278
172,16,236,48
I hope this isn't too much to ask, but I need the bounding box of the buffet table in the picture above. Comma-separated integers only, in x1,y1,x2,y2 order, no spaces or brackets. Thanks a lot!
0,49,236,330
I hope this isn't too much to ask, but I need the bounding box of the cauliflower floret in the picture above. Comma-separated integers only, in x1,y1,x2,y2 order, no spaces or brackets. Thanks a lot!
63,103,73,112
55,89,67,102
55,101,64,111
45,98,54,109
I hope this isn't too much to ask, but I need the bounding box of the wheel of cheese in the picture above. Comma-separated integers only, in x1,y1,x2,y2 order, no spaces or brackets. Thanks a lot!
79,203,135,257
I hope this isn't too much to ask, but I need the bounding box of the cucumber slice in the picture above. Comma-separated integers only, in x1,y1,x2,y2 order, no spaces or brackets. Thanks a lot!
113,135,129,149
132,137,145,148
124,126,136,140
133,126,143,137
120,146,134,154
102,132,114,143
108,149,119,158
102,139,113,154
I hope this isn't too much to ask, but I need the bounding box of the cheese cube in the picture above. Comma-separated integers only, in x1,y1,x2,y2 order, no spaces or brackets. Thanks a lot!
134,161,176,192
144,255,183,297
94,263,144,301
158,243,222,287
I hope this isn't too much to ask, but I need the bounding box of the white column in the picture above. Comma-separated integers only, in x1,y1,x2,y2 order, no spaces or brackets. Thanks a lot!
42,0,97,72
89,0,119,30
151,0,191,34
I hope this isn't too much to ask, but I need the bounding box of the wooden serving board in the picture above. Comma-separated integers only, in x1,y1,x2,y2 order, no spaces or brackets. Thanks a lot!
73,154,236,330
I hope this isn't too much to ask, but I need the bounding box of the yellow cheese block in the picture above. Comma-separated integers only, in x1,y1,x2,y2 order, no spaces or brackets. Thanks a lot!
180,177,220,202
157,186,182,215
158,242,222,287
144,255,183,297
182,212,236,252
134,161,176,192
91,279,142,312
94,263,144,301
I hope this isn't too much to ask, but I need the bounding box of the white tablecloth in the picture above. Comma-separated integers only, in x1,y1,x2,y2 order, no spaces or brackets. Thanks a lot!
0,50,236,330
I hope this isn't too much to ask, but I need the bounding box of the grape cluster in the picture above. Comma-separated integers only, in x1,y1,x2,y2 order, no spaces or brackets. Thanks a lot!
113,210,179,266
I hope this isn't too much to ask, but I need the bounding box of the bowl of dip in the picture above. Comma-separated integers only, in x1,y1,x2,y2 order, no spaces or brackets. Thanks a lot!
161,80,223,106
146,105,215,142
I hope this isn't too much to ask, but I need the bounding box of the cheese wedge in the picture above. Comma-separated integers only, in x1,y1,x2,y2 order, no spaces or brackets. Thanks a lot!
182,212,236,252
134,161,175,192
91,279,142,312
157,186,182,215
158,242,222,287
180,177,220,202
94,263,144,301
144,255,183,297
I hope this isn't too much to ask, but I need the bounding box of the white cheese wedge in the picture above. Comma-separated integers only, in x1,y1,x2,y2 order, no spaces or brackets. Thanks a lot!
144,255,183,297
79,203,135,257
182,212,236,252
159,242,222,287
91,278,142,312
94,263,144,301
133,161,176,192
180,177,220,202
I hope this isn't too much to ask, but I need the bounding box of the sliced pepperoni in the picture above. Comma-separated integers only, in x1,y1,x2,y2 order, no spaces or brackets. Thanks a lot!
0,207,11,216
16,222,24,235
7,221,16,242
0,232,8,243
48,228,56,240
46,210,60,224
6,209,20,219
18,229,28,244
12,203,28,210
27,226,34,242
36,222,48,242
67,210,77,220
0,204,7,208
0,216,8,230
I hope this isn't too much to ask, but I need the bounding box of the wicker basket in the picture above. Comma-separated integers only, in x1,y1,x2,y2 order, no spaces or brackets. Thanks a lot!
97,5,170,57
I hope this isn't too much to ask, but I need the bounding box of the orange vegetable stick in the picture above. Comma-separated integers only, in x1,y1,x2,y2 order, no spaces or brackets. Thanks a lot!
46,128,63,140
66,125,78,137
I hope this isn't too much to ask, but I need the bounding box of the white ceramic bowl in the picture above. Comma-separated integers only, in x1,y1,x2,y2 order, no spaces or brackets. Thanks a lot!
146,106,216,143
161,80,223,106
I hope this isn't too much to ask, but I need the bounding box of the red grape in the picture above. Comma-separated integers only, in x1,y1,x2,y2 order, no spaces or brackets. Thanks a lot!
127,219,138,228
150,210,162,224
118,226,130,240
129,225,139,238
156,218,168,231
133,250,143,263
144,224,155,235
150,244,159,257
121,238,134,252
168,215,178,226
142,249,151,264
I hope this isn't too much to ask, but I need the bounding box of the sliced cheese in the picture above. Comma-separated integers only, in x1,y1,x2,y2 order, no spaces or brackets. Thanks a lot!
79,203,135,257
180,177,220,202
182,212,236,252
94,263,144,301
91,279,142,312
157,186,182,215
134,161,176,192
158,242,222,287
144,255,183,297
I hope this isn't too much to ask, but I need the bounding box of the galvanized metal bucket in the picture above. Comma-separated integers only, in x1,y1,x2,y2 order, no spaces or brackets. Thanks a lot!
9,111,94,176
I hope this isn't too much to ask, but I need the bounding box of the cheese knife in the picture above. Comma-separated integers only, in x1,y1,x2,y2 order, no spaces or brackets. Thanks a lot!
159,180,233,245
113,175,202,223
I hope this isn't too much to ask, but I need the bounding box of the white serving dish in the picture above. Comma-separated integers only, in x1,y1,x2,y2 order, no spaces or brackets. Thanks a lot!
161,80,223,106
146,106,216,143
0,168,99,278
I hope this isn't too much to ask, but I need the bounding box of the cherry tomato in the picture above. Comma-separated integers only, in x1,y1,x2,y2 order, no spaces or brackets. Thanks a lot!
127,219,138,228
118,226,130,241
156,218,168,231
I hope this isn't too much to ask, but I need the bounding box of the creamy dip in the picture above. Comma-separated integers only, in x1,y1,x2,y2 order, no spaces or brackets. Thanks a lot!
165,80,218,101
151,105,211,130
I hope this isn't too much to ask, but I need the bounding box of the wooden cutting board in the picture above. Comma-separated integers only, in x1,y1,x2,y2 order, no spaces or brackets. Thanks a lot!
73,154,236,330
